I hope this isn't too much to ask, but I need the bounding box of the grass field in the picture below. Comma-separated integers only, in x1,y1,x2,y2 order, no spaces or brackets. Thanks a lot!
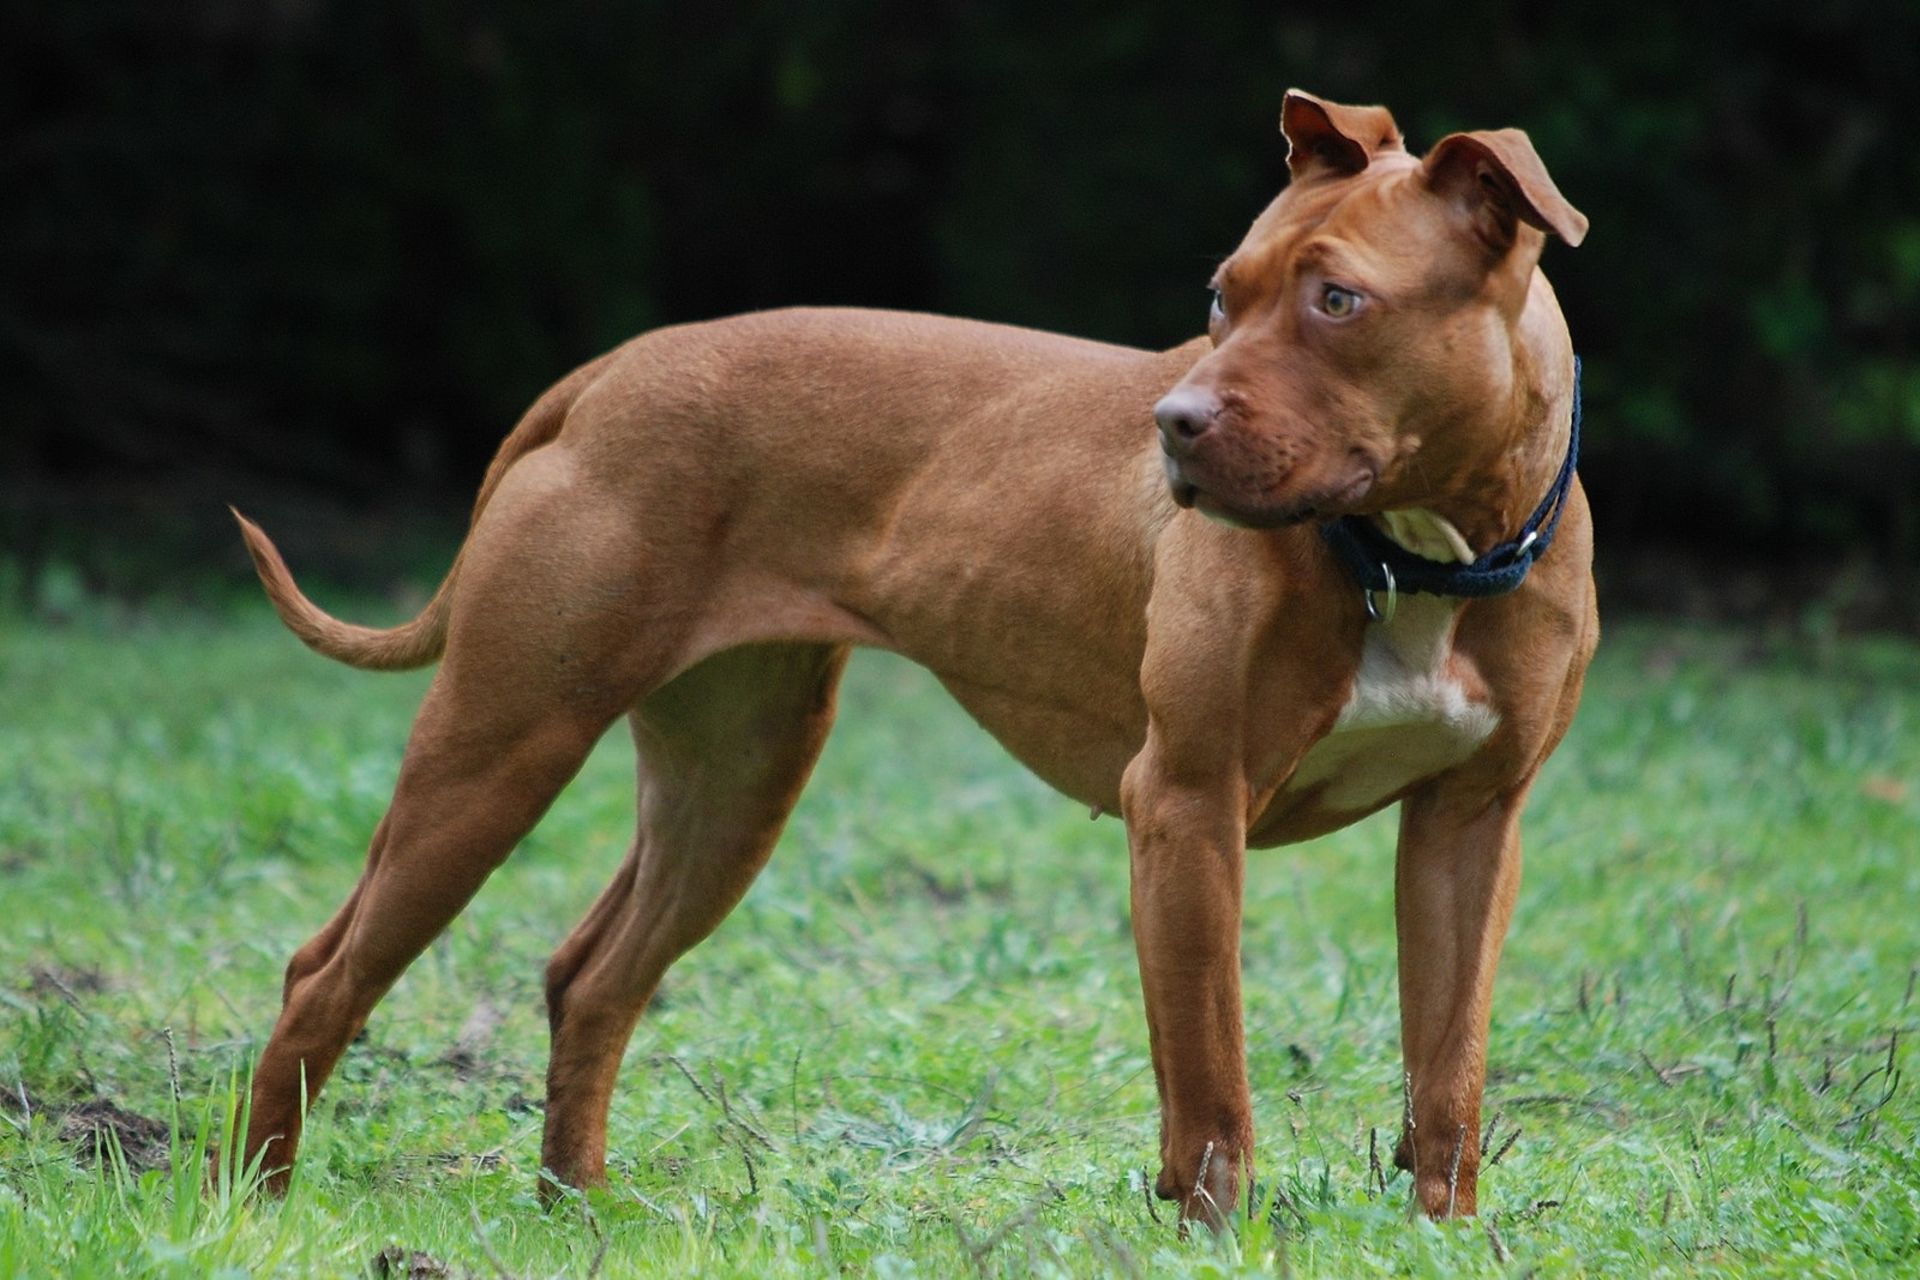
2,596,1917,1276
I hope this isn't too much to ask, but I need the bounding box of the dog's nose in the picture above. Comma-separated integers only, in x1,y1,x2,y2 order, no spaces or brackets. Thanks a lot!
1154,389,1220,454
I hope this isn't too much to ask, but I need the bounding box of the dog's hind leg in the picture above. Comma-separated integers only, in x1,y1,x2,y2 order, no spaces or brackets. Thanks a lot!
241,676,624,1191
239,452,688,1192
537,641,849,1194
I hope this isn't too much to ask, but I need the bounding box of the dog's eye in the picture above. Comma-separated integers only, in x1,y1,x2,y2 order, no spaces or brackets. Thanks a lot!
1208,287,1226,326
1319,285,1363,319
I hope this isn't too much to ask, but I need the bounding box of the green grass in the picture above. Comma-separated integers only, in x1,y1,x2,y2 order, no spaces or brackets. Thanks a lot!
2,599,1917,1276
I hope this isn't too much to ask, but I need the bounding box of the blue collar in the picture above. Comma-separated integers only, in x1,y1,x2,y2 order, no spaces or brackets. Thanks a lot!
1321,357,1582,605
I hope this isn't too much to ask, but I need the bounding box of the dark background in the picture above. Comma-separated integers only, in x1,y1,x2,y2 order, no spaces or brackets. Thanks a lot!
4,2,1916,623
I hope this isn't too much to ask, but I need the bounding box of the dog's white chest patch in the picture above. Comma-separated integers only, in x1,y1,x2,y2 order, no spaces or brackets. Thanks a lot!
1284,595,1499,813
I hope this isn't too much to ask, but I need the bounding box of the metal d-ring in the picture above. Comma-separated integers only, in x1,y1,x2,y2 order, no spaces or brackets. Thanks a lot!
1364,561,1397,624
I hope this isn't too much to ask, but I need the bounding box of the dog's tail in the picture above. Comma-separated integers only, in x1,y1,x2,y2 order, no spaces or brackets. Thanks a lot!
232,362,596,672
230,508,457,672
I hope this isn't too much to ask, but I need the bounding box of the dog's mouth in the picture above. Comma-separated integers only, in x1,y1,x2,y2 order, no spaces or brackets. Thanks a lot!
1163,454,1372,530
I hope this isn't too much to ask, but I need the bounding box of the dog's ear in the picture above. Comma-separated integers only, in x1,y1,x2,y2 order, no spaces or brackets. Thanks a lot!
1280,90,1403,181
1422,129,1588,250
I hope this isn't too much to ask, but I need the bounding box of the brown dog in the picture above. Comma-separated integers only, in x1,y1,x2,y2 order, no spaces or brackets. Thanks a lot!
231,90,1593,1224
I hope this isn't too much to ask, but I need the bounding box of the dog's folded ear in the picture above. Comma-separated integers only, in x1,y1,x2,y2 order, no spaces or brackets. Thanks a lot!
1422,129,1588,250
1280,90,1403,181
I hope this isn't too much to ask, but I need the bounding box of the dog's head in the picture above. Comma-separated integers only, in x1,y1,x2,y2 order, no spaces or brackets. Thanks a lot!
1155,90,1587,529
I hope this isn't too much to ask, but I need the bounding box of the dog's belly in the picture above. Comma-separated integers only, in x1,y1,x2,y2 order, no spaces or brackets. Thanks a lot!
932,670,1146,812
1249,597,1498,846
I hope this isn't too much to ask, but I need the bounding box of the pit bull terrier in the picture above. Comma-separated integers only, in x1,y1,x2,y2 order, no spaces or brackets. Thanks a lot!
231,90,1594,1224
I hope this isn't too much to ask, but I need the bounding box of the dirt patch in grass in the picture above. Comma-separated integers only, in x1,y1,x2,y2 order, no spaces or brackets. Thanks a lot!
2,1086,172,1172
371,1245,454,1279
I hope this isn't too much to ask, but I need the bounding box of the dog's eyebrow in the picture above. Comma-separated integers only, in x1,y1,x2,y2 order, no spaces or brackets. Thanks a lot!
1292,237,1389,294
1222,236,1294,294
1293,238,1349,273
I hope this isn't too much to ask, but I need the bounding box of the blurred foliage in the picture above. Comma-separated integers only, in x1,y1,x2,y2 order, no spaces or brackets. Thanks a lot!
2,1,1916,563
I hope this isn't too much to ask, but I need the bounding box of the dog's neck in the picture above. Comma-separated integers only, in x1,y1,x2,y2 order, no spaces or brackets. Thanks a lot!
1377,357,1575,563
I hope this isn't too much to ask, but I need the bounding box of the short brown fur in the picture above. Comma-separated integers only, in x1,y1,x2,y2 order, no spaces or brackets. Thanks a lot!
232,93,1595,1225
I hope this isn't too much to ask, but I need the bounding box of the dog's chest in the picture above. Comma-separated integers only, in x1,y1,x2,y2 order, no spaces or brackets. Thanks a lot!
1276,596,1499,819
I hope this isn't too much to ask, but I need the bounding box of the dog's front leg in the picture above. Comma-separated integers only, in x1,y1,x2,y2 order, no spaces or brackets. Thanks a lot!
1121,745,1251,1228
1391,778,1530,1218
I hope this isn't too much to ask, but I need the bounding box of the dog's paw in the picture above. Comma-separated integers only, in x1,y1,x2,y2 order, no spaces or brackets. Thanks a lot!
1153,1141,1244,1228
